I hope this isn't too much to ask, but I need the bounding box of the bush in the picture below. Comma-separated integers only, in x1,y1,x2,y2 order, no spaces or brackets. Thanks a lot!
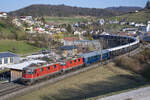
115,57,141,73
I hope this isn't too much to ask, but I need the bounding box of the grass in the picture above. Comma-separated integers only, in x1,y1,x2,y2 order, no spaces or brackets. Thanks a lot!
45,16,89,24
0,19,26,40
12,63,145,100
105,10,150,23
0,40,42,55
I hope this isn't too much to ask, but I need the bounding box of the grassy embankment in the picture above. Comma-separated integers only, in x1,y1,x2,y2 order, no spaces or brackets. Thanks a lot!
0,18,42,55
12,48,150,100
12,64,145,100
45,16,90,24
105,9,150,23
0,40,41,55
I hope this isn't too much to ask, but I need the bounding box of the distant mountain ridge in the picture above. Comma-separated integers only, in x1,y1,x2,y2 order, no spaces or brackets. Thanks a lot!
8,4,121,17
9,4,143,17
106,6,142,13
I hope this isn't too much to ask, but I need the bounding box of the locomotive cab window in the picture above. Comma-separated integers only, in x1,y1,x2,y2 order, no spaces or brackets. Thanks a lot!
47,67,50,70
70,61,72,64
27,70,33,74
34,70,37,74
78,59,80,62
53,65,57,68
74,60,76,63
40,68,44,72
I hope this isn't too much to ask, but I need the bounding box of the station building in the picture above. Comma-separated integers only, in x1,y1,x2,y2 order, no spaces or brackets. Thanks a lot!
0,52,20,69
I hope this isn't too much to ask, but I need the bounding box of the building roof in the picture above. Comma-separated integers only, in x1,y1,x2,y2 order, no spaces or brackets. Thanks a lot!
4,60,46,70
0,52,18,58
63,37,78,41
59,45,77,50
144,32,150,36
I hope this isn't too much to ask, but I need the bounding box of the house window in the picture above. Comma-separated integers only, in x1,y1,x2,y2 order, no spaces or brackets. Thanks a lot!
0,58,2,64
4,58,8,64
10,57,13,63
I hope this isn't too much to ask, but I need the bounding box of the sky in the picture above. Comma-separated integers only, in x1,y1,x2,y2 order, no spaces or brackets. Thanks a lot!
0,0,148,12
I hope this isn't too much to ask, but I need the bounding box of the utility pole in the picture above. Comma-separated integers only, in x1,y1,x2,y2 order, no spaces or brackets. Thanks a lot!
99,37,103,61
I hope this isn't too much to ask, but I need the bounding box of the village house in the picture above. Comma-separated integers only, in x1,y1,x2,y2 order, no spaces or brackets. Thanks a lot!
62,37,79,45
58,45,78,57
0,52,20,70
12,18,22,27
98,19,105,25
24,27,34,33
0,12,7,18
141,32,150,42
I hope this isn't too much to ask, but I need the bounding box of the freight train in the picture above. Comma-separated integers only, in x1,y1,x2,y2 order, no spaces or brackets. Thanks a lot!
21,35,140,85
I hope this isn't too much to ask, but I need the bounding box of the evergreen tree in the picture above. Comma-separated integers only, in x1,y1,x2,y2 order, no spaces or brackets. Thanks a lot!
145,1,150,9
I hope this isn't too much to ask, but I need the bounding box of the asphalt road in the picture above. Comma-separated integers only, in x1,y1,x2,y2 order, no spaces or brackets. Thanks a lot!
99,86,150,100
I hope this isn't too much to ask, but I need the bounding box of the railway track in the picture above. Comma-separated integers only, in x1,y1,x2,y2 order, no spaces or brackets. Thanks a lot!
0,43,149,100
0,85,25,97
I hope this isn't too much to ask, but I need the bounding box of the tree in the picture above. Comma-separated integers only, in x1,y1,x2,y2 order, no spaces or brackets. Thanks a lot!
41,16,46,24
66,24,72,33
145,1,150,9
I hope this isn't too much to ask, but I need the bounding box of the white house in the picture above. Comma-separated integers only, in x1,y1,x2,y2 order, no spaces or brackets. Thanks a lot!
0,52,20,69
146,21,150,32
74,31,82,35
0,12,7,18
99,19,105,25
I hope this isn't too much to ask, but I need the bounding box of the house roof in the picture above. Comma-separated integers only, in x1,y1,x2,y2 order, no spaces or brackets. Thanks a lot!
59,45,77,50
63,37,78,41
4,60,46,70
0,52,18,58
144,32,150,37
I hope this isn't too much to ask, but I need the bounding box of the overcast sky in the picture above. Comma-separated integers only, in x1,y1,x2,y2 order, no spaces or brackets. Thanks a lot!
0,0,148,12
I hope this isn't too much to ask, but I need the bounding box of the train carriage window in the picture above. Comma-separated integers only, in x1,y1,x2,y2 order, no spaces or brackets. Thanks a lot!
23,70,26,74
78,59,80,62
34,70,37,74
70,61,72,64
47,67,50,70
54,65,57,68
40,68,44,72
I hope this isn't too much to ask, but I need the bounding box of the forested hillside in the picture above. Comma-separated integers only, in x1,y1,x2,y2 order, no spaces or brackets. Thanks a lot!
9,4,121,17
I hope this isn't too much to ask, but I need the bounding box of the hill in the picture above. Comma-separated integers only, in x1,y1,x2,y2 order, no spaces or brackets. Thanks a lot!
106,9,150,23
0,18,26,40
9,4,121,17
106,6,142,13
0,18,42,54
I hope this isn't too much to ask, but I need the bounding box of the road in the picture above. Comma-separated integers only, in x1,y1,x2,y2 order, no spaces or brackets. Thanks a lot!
99,86,150,100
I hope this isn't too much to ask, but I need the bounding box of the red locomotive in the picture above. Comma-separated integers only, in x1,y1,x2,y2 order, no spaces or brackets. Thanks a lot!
21,57,84,85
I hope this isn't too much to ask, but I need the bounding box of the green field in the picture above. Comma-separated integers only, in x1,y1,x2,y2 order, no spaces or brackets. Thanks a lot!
12,63,145,100
0,40,42,55
105,10,150,23
45,17,90,24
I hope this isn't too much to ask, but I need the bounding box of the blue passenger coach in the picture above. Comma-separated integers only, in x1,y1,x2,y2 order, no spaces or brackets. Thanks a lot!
80,49,110,65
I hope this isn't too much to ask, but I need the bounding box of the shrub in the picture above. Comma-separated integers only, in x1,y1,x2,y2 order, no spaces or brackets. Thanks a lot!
115,57,141,73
